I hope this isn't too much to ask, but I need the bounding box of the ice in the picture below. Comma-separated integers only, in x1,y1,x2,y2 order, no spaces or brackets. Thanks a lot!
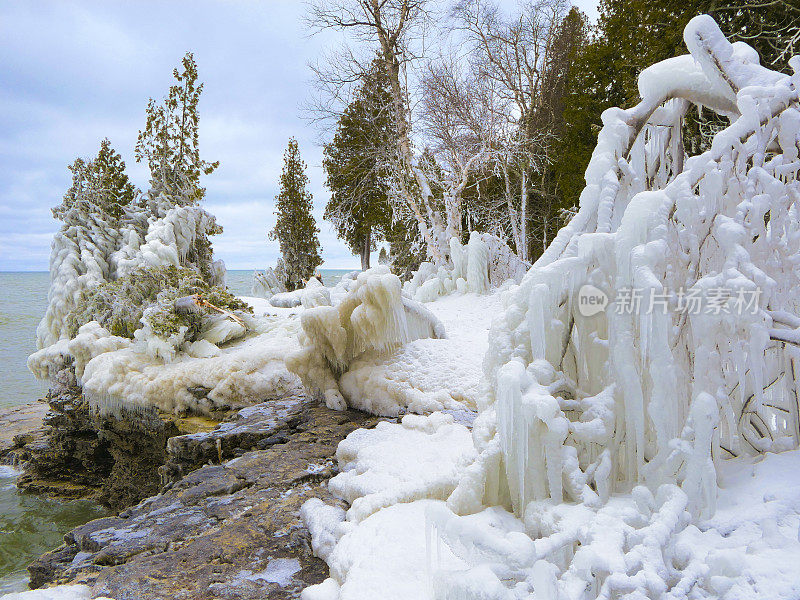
36,204,222,349
244,558,301,587
252,265,286,298
78,317,301,416
459,14,800,523
287,267,446,411
404,234,528,303
0,586,107,600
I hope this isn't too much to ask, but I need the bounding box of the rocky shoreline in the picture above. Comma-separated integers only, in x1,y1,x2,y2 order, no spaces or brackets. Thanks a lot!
3,382,386,599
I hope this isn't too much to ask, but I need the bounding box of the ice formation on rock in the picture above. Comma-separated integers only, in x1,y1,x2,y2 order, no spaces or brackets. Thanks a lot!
419,15,800,599
77,316,300,416
287,267,446,411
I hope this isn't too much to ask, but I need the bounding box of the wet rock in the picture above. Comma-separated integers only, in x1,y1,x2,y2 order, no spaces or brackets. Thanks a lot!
0,400,50,467
16,378,209,512
29,396,386,599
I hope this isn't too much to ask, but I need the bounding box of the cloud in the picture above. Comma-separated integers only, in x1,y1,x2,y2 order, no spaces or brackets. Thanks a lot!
0,0,360,271
0,0,600,272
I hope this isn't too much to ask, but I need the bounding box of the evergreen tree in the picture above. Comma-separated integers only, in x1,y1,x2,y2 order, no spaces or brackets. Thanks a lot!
323,62,394,270
135,52,219,207
270,139,323,289
552,0,797,209
54,138,138,224
378,247,389,265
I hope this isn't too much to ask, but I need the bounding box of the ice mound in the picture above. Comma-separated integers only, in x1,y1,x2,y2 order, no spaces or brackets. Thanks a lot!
404,232,529,303
301,413,476,600
287,267,446,411
79,316,301,416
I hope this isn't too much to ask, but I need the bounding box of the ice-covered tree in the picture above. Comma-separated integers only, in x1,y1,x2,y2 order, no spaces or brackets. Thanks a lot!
54,138,138,224
552,0,798,209
270,138,323,290
135,52,219,211
323,62,394,270
36,56,226,349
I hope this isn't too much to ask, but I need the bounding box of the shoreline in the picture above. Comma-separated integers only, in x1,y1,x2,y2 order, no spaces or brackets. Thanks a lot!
1,385,386,599
0,401,50,468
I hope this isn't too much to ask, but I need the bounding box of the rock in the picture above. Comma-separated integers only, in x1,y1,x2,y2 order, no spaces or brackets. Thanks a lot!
161,394,306,483
16,380,203,512
28,396,386,599
0,400,50,467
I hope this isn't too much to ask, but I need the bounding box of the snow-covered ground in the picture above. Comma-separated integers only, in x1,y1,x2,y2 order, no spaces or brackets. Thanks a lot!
304,439,800,600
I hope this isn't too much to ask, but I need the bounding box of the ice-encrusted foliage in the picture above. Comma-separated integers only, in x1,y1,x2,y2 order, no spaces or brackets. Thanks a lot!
66,265,248,341
287,266,446,411
427,16,800,599
251,260,288,298
36,203,224,350
403,232,529,303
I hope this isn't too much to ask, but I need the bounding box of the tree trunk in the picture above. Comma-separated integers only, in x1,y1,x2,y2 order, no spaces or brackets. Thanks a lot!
503,165,522,256
360,226,372,270
379,43,444,264
519,169,529,262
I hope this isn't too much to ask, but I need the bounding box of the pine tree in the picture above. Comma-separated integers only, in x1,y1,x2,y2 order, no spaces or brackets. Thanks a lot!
323,62,394,270
270,139,323,289
135,52,219,208
54,138,137,224
378,247,389,265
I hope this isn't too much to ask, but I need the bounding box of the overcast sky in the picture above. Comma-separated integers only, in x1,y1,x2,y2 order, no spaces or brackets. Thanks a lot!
0,0,599,272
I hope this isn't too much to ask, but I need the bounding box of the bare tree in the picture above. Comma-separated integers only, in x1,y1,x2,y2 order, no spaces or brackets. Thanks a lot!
418,53,508,241
308,0,456,263
450,0,575,261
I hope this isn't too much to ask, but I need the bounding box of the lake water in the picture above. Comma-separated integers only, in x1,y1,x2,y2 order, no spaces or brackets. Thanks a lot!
0,268,352,593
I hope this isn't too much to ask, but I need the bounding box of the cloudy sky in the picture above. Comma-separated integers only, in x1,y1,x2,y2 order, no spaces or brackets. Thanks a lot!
0,0,598,272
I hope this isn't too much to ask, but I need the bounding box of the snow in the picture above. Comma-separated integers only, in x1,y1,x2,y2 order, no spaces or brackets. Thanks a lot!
78,316,302,416
328,413,476,523
0,586,109,600
303,500,467,600
337,292,501,416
